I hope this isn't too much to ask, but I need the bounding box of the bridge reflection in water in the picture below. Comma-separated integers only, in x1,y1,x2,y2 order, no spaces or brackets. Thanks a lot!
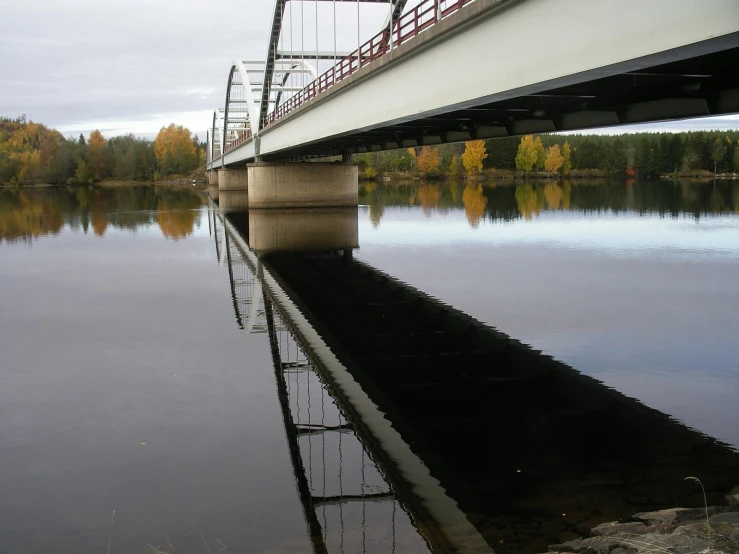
209,191,738,554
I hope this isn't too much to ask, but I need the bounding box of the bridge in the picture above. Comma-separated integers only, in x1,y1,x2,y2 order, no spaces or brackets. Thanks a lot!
209,195,739,554
205,0,739,207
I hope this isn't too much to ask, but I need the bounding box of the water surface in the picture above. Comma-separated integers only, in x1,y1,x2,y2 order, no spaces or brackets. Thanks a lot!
0,180,737,553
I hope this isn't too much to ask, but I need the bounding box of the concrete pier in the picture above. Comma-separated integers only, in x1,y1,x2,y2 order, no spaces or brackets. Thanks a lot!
247,162,357,209
218,168,249,191
207,171,219,186
248,207,358,254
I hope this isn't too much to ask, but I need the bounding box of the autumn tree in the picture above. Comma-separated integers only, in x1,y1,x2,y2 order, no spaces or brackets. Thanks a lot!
544,145,564,175
416,146,440,176
461,140,488,175
534,137,545,170
87,130,109,182
154,124,198,176
515,135,538,172
562,141,572,175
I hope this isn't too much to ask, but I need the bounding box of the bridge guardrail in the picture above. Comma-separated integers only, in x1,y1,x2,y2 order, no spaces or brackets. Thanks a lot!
264,0,476,129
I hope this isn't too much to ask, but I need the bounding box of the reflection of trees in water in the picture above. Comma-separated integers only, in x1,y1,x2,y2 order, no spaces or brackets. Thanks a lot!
91,210,109,237
515,184,541,220
156,200,198,240
360,180,738,226
0,186,202,242
0,190,64,244
415,184,440,217
362,182,385,228
544,182,563,210
462,183,487,228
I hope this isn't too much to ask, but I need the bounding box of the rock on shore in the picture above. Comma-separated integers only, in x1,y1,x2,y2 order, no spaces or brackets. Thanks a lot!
541,489,739,554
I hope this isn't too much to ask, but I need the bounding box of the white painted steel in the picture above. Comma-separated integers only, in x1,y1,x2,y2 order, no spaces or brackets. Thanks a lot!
231,60,261,136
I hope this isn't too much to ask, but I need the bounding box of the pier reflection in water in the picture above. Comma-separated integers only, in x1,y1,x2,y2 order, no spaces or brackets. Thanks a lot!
212,190,739,554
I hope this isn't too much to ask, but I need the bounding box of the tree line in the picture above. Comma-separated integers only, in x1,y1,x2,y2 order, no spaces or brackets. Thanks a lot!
0,116,205,186
355,130,739,179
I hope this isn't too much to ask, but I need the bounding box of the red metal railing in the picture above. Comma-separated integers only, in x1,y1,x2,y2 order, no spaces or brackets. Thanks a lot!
265,0,476,127
223,128,252,155
215,0,477,158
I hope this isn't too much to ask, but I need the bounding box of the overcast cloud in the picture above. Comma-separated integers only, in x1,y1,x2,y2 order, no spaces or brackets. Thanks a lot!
0,0,736,140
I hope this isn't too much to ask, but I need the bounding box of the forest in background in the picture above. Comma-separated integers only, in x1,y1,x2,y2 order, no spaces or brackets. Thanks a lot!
3,115,739,186
356,130,739,179
0,116,205,186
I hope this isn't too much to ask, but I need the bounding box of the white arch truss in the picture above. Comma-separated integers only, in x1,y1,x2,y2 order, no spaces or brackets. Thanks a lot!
210,109,224,163
223,60,262,154
259,0,410,126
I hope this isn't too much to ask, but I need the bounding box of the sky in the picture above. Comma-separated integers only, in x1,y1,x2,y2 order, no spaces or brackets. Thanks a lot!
0,0,737,141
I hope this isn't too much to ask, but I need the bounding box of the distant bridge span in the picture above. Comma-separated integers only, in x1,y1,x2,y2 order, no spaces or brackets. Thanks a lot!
206,0,739,170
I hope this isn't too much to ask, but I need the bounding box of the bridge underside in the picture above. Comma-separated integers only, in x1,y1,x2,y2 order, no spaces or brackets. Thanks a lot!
278,46,739,159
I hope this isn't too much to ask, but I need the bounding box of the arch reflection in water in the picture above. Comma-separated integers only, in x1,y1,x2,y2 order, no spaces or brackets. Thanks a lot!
210,199,739,554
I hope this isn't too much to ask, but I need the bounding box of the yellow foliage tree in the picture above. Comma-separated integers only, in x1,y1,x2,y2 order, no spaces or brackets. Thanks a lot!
544,145,564,175
461,140,488,175
87,130,109,182
416,147,440,176
154,124,198,176
462,183,487,227
515,135,537,172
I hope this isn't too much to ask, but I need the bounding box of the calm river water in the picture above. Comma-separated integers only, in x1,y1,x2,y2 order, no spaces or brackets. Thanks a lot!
0,180,737,554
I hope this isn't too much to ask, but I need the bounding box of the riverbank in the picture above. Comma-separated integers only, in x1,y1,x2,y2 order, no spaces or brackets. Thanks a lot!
540,486,739,554
361,169,621,182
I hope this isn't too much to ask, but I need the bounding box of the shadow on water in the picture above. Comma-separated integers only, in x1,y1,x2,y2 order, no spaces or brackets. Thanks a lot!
212,190,739,554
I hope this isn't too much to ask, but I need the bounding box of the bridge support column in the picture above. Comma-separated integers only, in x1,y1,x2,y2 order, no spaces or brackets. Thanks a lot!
207,171,219,186
218,168,249,191
246,162,358,209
